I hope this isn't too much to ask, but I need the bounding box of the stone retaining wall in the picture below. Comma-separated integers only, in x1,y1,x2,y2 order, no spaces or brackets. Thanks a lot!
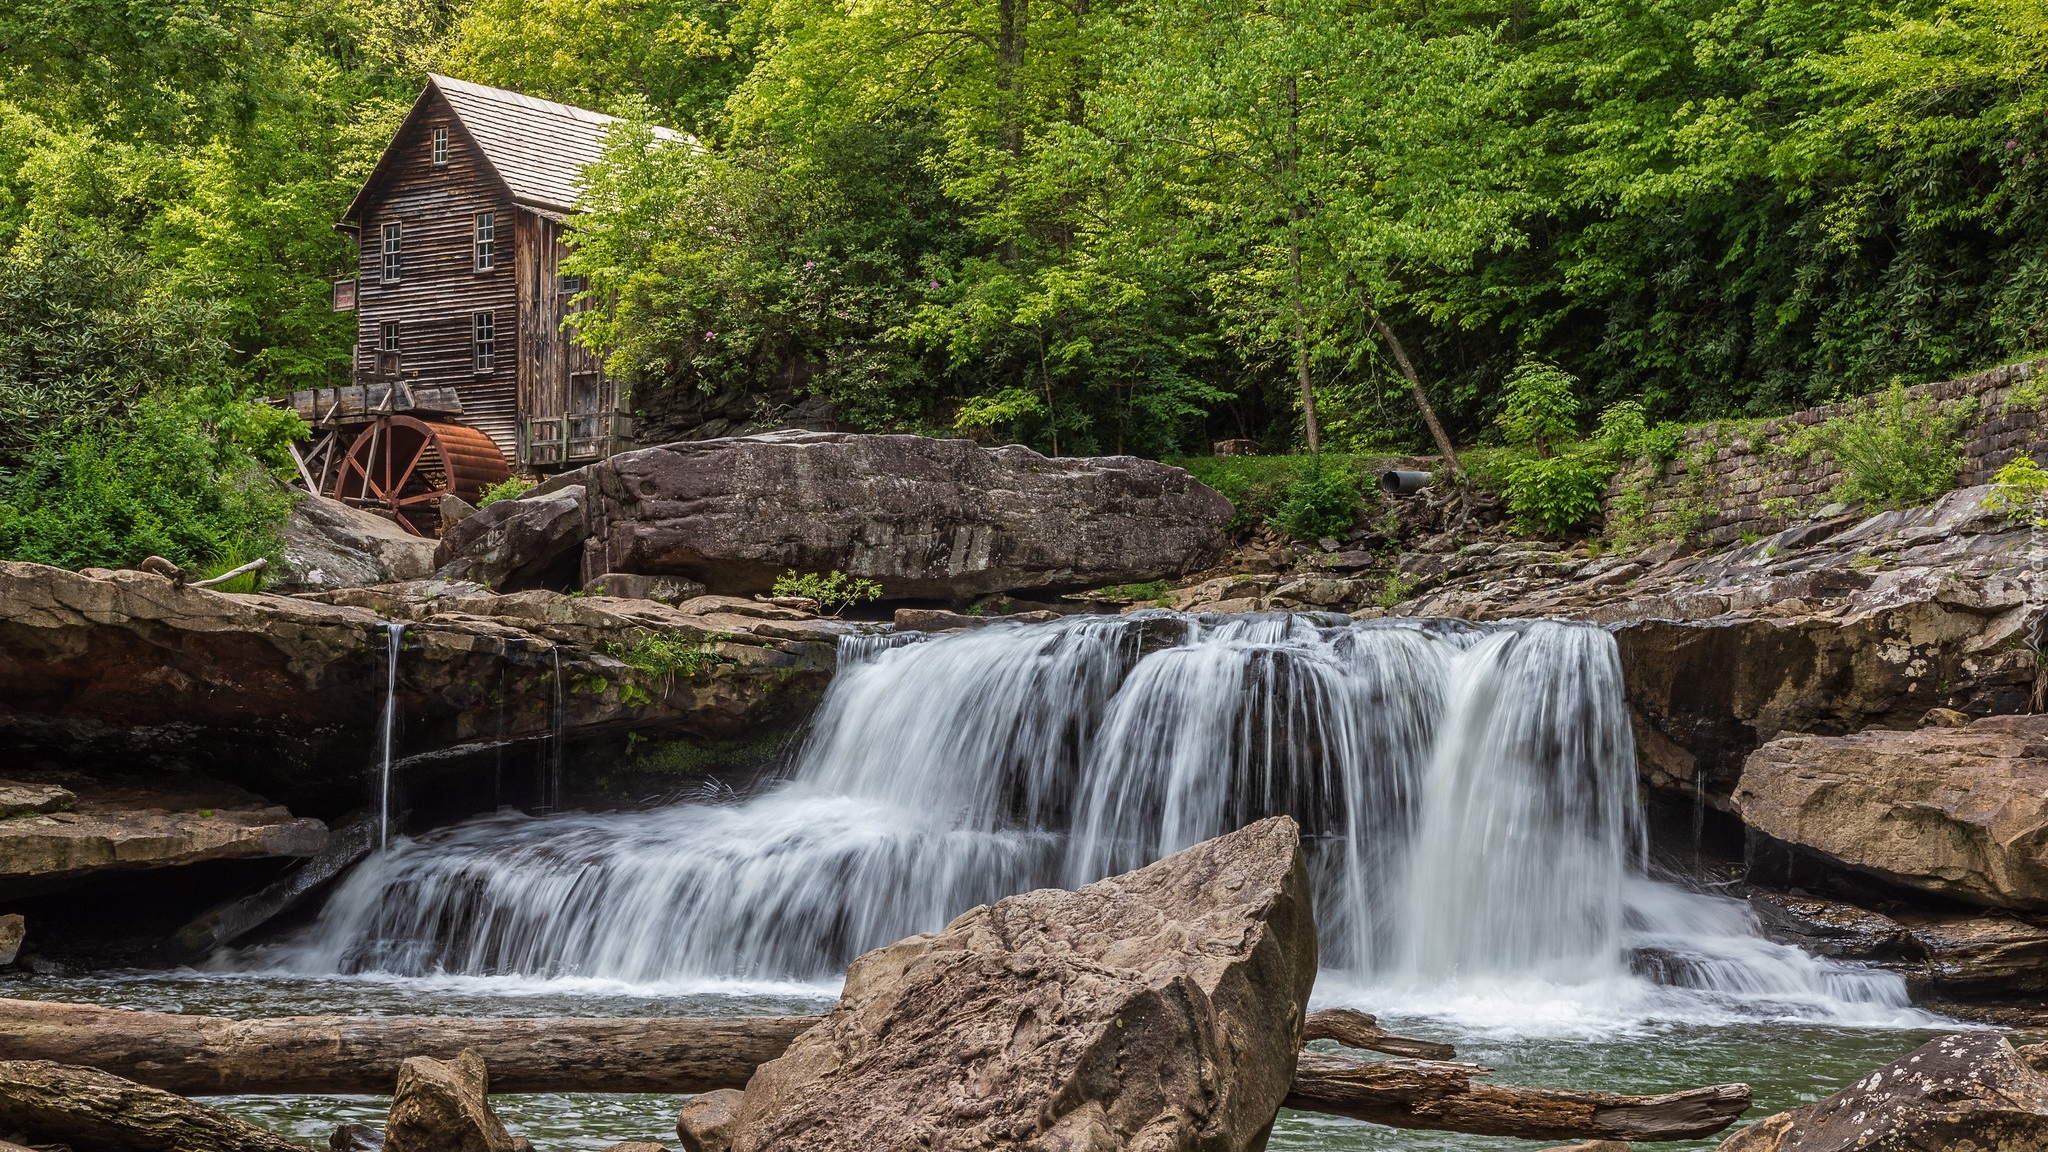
1604,357,2048,546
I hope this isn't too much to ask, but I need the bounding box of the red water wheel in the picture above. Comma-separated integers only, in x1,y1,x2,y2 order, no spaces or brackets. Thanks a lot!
331,416,511,535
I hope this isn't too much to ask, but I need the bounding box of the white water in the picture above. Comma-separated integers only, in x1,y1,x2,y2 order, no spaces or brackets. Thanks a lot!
377,622,404,850
278,612,1919,1032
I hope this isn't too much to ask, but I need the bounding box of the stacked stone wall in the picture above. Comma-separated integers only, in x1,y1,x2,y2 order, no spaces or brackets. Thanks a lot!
1603,357,2048,546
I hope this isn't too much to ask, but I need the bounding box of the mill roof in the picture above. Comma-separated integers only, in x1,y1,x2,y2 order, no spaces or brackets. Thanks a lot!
341,75,685,223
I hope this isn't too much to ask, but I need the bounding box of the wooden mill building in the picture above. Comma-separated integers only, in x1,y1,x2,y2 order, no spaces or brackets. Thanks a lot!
287,77,682,530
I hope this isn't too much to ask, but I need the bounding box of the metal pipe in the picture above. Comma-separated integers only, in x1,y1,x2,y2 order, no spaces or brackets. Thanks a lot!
1379,470,1433,495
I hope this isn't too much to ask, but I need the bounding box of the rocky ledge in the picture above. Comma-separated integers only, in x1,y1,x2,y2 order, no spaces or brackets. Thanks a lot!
0,562,855,814
0,772,324,900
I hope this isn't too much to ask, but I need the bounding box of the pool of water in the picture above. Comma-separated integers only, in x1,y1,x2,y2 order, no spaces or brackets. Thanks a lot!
2,968,1978,1151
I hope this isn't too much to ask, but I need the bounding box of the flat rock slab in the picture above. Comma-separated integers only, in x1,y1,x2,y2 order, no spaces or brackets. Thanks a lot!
1718,1033,2048,1152
725,816,1317,1152
0,773,324,897
1735,715,2048,909
583,431,1233,599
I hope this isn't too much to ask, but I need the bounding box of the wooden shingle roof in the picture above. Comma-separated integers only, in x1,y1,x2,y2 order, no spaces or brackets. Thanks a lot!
341,75,685,224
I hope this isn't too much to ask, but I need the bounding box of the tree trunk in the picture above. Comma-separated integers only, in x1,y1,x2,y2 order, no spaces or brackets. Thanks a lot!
1365,303,1460,476
1285,75,1319,454
0,1000,1751,1142
0,998,814,1095
0,1059,306,1152
1286,1051,1753,1142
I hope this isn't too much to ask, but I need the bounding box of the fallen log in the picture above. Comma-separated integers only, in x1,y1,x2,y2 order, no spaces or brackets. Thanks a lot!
0,1059,304,1152
1303,1008,1456,1061
1286,1050,1753,1141
0,999,1752,1142
0,998,816,1096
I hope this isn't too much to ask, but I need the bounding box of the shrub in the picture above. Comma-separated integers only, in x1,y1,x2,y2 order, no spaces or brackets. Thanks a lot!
1495,360,1580,456
1268,456,1359,541
1502,453,1608,536
0,230,234,469
0,388,300,571
1982,455,2048,524
772,568,883,614
477,477,535,507
1782,382,1974,509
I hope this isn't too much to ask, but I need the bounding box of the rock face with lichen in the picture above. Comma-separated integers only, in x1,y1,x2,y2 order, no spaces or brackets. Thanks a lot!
1717,1033,2048,1152
0,563,845,812
1735,716,2048,910
723,817,1317,1152
582,431,1234,600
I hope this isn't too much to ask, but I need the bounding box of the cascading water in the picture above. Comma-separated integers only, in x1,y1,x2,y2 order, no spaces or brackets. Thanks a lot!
376,622,404,850
280,612,1913,1026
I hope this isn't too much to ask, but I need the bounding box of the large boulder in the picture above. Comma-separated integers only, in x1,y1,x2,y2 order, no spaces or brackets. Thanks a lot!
1717,1033,2048,1152
581,431,1234,599
1734,715,2048,909
722,816,1317,1152
274,494,438,592
434,485,586,591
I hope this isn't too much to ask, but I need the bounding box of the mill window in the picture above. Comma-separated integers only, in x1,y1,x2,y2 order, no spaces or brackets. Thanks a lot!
433,126,448,165
473,311,495,373
381,222,402,282
560,274,587,295
475,212,495,271
380,320,400,351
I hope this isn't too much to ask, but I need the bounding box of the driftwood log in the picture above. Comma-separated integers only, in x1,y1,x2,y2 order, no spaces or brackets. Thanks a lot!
0,998,814,1095
1289,1051,1754,1141
1302,1008,1457,1061
0,999,1751,1142
0,1059,304,1152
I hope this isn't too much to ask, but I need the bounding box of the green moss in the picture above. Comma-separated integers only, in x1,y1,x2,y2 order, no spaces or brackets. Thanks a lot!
623,730,790,777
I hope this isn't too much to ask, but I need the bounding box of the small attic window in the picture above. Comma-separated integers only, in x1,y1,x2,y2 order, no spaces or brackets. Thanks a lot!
433,127,448,165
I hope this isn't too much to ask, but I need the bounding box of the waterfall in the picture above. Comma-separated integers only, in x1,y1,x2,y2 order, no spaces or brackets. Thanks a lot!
377,622,404,850
281,613,1911,1024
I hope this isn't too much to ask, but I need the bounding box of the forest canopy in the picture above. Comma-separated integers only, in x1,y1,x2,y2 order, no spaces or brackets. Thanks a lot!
1,0,2044,491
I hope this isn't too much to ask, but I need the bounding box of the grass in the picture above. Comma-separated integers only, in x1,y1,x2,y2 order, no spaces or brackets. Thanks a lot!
606,632,733,695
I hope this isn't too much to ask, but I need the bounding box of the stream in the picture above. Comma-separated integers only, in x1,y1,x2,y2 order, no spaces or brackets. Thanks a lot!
8,613,1968,1147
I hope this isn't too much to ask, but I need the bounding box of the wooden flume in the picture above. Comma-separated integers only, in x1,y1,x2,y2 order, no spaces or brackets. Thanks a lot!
0,998,1752,1142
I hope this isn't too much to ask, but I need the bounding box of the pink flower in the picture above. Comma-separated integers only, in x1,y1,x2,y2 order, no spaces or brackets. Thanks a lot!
929,280,941,289
704,330,716,339
2010,139,2022,149
803,261,815,268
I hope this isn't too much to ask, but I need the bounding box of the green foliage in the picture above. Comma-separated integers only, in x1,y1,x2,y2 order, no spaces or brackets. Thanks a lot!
196,548,268,593
0,387,301,571
0,231,233,467
1496,362,1582,457
1097,580,1172,604
1781,383,1975,509
476,477,535,507
1269,457,1361,542
1982,455,2048,524
608,631,732,694
1376,573,1418,608
772,569,882,614
1501,454,1609,537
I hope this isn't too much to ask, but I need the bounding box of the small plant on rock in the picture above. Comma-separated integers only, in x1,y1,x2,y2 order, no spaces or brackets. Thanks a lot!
1983,455,2048,525
772,569,882,615
608,632,732,695
476,477,535,507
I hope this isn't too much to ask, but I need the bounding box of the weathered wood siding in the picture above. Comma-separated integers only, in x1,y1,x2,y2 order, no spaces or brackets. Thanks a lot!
515,212,614,442
353,89,521,460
